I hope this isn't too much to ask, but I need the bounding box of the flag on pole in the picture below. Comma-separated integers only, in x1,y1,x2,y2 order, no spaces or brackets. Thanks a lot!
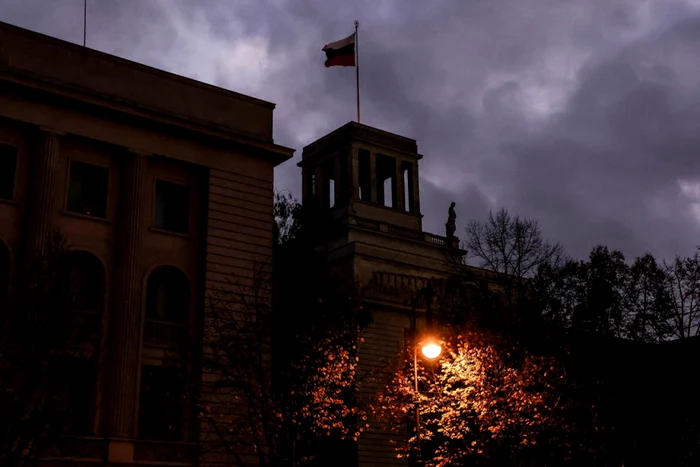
323,23,361,123
322,33,356,67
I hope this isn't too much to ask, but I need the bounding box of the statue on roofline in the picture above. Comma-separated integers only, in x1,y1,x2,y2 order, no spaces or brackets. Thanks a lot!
445,201,457,242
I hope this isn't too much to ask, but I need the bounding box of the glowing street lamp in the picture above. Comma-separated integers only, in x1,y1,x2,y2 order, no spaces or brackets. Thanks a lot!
420,338,442,359
410,278,441,465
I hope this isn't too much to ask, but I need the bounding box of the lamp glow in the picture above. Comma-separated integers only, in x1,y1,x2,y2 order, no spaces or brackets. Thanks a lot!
421,342,442,359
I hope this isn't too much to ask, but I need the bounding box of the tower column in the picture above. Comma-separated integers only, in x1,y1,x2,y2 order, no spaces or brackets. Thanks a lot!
369,151,378,203
334,155,343,208
25,128,62,256
407,163,416,213
395,159,405,211
302,168,312,206
350,147,360,201
411,162,421,215
107,150,147,443
314,165,324,208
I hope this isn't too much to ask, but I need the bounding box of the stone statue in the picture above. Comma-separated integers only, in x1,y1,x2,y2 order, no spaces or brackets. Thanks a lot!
445,201,457,240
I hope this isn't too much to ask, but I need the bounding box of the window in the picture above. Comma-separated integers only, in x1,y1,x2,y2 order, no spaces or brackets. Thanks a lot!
58,251,104,348
66,161,109,218
0,143,18,200
65,251,104,312
49,356,97,436
144,266,189,346
51,251,104,437
358,149,370,202
376,154,396,208
0,241,9,323
146,267,189,323
138,365,185,441
154,180,190,234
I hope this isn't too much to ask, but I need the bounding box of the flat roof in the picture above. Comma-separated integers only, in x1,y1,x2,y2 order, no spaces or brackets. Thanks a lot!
0,20,280,144
300,121,421,166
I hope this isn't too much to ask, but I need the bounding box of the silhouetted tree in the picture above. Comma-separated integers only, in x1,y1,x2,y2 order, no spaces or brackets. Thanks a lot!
199,264,365,466
574,246,629,337
0,233,89,467
273,190,302,246
664,250,700,339
464,209,564,335
537,246,681,341
198,194,370,466
533,258,584,329
626,253,673,342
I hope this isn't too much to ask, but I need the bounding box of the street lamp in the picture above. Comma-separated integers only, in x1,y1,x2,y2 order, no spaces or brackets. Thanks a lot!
419,338,443,359
410,278,441,465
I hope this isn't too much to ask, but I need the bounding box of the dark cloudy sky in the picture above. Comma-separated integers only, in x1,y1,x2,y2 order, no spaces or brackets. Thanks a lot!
3,0,700,261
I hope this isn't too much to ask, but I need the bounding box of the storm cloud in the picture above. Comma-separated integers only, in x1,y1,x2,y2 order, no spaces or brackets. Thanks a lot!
3,0,700,260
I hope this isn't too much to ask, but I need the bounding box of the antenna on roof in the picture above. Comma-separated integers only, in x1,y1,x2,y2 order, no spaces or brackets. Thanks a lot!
83,0,87,47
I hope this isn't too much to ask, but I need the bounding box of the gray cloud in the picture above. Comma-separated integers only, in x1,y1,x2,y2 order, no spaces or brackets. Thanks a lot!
3,0,700,261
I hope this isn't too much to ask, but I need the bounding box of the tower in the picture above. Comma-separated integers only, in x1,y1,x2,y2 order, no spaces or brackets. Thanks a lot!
300,121,423,233
300,122,463,466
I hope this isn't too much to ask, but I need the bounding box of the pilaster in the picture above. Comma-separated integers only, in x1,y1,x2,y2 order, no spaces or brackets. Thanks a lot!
350,146,360,201
107,150,147,441
25,128,62,255
334,155,343,208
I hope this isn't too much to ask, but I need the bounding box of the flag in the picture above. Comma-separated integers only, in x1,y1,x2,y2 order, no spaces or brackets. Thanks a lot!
322,33,356,67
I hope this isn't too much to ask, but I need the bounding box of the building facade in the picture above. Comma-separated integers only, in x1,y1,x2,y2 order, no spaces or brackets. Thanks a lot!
0,21,292,466
300,123,475,466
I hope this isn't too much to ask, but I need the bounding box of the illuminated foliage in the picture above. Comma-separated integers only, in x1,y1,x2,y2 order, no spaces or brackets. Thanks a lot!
371,326,592,466
201,186,369,467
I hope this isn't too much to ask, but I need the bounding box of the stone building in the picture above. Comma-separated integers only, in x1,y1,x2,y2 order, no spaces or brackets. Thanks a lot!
0,21,292,466
300,123,471,466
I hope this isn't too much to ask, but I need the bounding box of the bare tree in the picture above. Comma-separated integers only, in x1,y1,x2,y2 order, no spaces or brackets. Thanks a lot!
664,250,700,339
625,253,673,342
199,260,367,466
464,209,564,334
535,247,672,341
532,258,585,329
273,191,302,247
0,232,91,467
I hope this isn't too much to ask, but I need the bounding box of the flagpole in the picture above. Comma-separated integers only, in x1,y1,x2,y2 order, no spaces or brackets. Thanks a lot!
83,0,87,47
355,20,360,124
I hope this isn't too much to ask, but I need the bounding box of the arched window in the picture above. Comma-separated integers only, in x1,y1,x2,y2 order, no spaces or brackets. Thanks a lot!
65,251,104,312
139,266,191,441
0,241,9,326
63,251,104,338
53,251,104,436
146,266,189,323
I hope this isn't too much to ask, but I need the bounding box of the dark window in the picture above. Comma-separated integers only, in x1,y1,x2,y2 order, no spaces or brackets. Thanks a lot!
66,161,109,218
146,267,189,323
0,143,18,200
138,365,185,441
154,180,190,234
57,251,105,344
358,149,370,202
65,252,104,312
49,356,97,436
376,154,396,208
0,242,9,324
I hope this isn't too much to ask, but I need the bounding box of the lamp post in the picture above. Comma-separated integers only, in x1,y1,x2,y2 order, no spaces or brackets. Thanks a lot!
410,278,442,465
